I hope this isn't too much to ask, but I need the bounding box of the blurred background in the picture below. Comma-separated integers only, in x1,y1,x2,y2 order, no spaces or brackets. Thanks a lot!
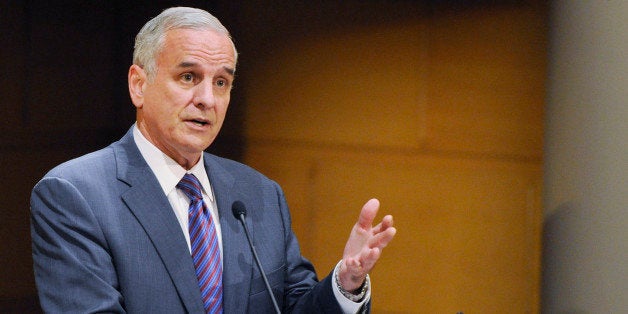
1,1,626,313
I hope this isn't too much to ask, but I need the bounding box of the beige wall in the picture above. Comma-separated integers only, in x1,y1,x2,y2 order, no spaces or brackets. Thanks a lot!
542,1,628,312
243,4,547,313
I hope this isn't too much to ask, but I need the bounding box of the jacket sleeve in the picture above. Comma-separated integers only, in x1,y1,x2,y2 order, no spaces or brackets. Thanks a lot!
272,181,371,314
30,176,125,313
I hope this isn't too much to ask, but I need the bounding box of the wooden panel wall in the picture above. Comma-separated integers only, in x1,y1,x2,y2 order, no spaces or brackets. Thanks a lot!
243,3,546,313
1,1,546,312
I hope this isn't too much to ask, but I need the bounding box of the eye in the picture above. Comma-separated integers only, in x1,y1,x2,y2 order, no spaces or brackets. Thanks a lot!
181,73,194,83
216,78,230,88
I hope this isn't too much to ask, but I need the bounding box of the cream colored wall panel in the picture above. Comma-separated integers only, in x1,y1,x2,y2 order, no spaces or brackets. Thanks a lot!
426,7,546,159
245,22,427,149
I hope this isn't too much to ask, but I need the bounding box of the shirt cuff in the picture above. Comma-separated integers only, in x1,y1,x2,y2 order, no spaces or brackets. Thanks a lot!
331,260,371,314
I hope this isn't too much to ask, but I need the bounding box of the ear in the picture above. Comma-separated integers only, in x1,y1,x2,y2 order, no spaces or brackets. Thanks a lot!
128,65,147,109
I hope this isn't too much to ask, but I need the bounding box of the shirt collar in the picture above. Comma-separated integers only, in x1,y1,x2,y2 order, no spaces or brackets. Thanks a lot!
132,124,214,201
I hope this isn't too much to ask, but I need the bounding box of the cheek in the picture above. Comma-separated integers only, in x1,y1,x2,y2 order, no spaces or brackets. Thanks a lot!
152,89,190,118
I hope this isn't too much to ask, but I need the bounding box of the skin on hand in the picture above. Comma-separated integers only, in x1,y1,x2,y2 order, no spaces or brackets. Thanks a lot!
338,198,396,292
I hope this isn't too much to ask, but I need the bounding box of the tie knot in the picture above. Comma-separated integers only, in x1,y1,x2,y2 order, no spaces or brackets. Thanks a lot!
177,173,203,201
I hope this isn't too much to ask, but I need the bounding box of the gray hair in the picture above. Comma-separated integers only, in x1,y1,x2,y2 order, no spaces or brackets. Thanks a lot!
133,7,237,81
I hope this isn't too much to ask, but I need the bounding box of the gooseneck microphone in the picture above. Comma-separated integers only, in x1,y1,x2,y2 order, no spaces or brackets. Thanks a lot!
231,201,281,314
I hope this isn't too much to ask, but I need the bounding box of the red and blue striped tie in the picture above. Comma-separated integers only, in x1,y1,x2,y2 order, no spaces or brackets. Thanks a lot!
177,173,223,314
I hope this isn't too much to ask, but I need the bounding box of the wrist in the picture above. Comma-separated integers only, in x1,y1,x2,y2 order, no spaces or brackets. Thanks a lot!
335,260,368,302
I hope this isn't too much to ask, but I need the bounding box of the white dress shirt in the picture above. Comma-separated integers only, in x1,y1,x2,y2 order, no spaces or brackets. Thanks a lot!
132,125,222,256
132,124,369,313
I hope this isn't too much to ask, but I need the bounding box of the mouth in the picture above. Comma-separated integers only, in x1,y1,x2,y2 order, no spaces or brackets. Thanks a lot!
185,118,211,127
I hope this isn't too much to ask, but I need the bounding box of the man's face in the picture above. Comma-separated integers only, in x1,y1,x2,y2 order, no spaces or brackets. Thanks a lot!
130,28,236,168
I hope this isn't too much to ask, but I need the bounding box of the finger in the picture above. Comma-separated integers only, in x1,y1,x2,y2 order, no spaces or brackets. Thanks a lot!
344,257,365,277
357,198,380,229
343,257,358,269
371,221,382,234
368,226,397,249
381,215,394,229
358,247,381,274
371,215,394,234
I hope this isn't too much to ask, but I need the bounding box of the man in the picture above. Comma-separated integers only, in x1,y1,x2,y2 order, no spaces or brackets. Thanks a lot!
31,7,396,313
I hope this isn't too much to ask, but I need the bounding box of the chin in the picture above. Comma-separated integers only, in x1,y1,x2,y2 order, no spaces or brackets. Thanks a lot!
187,139,215,153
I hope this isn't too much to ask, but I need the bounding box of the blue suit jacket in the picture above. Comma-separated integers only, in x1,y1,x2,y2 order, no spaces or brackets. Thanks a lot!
31,128,350,313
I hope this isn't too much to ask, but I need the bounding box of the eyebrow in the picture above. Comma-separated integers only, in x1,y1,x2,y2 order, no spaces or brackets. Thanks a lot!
176,62,235,77
177,61,198,69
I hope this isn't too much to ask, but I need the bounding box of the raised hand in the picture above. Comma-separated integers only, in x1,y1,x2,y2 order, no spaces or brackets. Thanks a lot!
338,198,397,291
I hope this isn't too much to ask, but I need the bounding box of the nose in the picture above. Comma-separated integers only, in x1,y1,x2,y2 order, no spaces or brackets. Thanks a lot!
192,80,216,109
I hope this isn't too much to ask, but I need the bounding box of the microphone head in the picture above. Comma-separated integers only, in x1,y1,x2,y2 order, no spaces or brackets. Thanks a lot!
231,200,247,218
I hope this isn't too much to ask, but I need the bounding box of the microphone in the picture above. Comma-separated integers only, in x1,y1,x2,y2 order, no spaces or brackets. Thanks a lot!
231,201,281,314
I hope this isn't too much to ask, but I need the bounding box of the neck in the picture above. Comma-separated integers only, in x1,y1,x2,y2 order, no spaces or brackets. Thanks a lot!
175,154,201,170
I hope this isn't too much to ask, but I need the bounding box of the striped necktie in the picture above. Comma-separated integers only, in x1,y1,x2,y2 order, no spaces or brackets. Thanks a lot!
177,173,223,314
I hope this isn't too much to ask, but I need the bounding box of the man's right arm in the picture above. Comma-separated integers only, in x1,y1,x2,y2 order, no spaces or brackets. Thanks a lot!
30,176,125,313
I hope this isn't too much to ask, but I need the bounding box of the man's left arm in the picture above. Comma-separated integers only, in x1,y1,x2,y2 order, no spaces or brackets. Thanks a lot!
335,198,396,313
284,197,395,314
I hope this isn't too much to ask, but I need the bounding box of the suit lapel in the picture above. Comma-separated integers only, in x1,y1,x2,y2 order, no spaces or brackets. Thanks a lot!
114,129,205,313
205,155,254,314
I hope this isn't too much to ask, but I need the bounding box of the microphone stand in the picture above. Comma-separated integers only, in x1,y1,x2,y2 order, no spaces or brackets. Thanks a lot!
235,211,282,314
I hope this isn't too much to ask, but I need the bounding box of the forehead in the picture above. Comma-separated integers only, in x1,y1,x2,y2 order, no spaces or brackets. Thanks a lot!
157,28,236,68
